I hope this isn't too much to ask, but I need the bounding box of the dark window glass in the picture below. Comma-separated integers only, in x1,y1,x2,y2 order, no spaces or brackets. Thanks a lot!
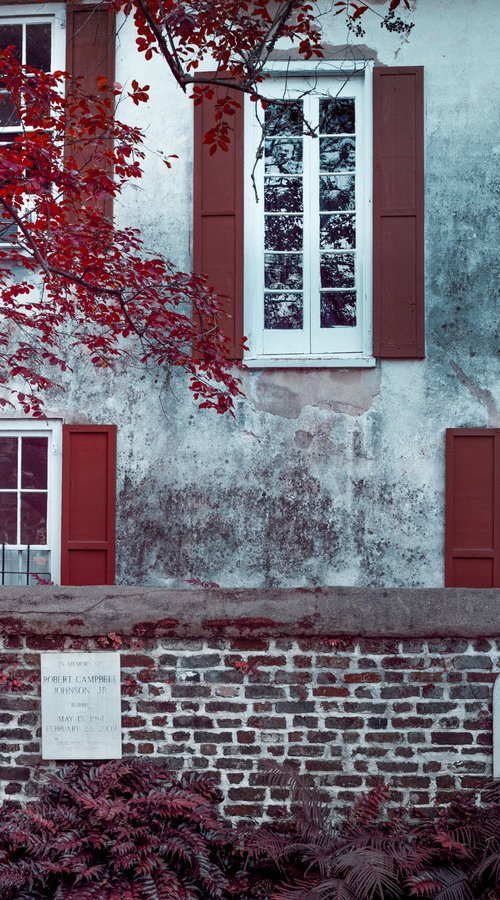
321,291,357,327
265,138,303,175
265,215,303,252
0,437,17,488
320,98,355,135
265,253,303,290
265,101,303,136
264,293,303,330
264,177,303,213
21,492,47,544
0,24,22,60
22,437,48,489
26,23,51,71
0,93,20,127
0,492,17,543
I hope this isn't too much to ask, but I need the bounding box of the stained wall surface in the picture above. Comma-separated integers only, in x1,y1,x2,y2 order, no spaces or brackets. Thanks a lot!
3,0,499,588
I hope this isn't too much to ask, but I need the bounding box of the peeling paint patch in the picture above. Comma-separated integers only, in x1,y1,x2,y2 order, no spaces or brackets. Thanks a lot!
294,430,314,449
254,368,381,419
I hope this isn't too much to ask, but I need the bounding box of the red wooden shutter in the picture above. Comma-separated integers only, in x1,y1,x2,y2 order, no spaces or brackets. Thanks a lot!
445,429,500,587
61,425,117,586
373,66,424,358
66,3,116,222
193,87,244,359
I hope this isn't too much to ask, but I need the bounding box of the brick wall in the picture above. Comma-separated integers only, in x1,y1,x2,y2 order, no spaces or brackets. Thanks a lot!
1,620,499,818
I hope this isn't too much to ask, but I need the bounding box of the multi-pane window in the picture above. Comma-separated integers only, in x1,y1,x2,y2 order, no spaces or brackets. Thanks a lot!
0,422,61,584
245,71,372,363
0,6,64,243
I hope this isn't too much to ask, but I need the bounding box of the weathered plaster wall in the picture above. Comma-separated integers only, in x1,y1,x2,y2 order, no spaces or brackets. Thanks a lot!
3,0,499,587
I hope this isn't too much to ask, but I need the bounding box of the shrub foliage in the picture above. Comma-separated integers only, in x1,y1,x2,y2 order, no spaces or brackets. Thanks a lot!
247,764,500,899
1,760,500,899
0,760,247,899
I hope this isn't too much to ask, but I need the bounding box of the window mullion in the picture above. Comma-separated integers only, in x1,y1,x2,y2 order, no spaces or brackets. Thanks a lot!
307,95,320,355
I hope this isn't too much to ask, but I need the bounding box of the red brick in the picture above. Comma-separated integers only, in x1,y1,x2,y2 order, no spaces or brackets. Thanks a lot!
237,731,255,744
248,656,287,667
230,639,269,651
121,654,155,667
431,732,473,745
122,716,147,728
0,767,30,781
344,673,380,684
25,636,66,651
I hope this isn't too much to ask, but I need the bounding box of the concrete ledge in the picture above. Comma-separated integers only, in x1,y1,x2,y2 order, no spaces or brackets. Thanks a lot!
0,586,499,639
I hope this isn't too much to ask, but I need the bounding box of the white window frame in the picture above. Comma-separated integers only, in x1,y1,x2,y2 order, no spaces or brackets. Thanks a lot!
0,418,62,584
244,60,374,368
0,3,66,246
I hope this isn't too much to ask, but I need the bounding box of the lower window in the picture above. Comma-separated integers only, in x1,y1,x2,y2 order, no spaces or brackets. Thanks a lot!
0,419,61,584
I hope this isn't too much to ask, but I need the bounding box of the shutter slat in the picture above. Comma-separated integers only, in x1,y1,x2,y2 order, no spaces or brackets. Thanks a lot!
373,66,424,358
445,429,500,587
61,425,116,585
193,87,244,359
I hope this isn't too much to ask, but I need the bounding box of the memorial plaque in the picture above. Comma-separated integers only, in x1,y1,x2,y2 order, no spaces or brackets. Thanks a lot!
494,674,500,779
41,652,122,760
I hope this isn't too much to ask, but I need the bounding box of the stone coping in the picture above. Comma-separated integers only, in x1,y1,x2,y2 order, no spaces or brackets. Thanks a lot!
0,586,498,639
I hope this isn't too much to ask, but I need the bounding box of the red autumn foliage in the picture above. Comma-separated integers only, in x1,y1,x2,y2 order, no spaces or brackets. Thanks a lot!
0,53,242,416
0,0,413,415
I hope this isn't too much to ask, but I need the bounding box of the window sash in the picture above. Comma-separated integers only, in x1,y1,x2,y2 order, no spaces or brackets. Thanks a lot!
0,419,62,583
244,71,372,362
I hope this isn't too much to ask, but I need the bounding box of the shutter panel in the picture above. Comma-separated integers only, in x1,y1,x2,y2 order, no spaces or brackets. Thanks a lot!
445,429,500,587
66,4,116,222
373,67,424,358
193,87,244,359
61,425,116,585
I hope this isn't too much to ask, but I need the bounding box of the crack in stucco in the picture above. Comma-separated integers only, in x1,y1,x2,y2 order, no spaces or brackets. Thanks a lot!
450,361,500,426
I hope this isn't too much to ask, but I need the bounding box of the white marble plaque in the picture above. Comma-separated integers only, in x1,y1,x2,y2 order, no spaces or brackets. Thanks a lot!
41,653,122,760
494,675,500,779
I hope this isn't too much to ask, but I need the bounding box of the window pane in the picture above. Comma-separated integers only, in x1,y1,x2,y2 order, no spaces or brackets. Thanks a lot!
265,138,303,174
265,215,303,251
21,492,47,544
320,137,355,172
0,437,18,488
320,98,355,134
22,437,48,489
320,253,355,289
0,493,17,543
265,101,303,136
265,253,303,290
0,24,22,60
265,177,303,213
321,292,357,327
320,214,355,250
0,92,20,127
320,175,355,212
0,204,18,243
264,293,303,330
29,547,51,582
26,23,51,71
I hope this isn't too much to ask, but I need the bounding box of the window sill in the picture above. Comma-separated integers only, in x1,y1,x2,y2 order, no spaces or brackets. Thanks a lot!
243,356,377,369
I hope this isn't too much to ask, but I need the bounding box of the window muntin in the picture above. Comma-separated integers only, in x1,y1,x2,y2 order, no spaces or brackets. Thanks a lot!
244,71,372,363
0,420,61,584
